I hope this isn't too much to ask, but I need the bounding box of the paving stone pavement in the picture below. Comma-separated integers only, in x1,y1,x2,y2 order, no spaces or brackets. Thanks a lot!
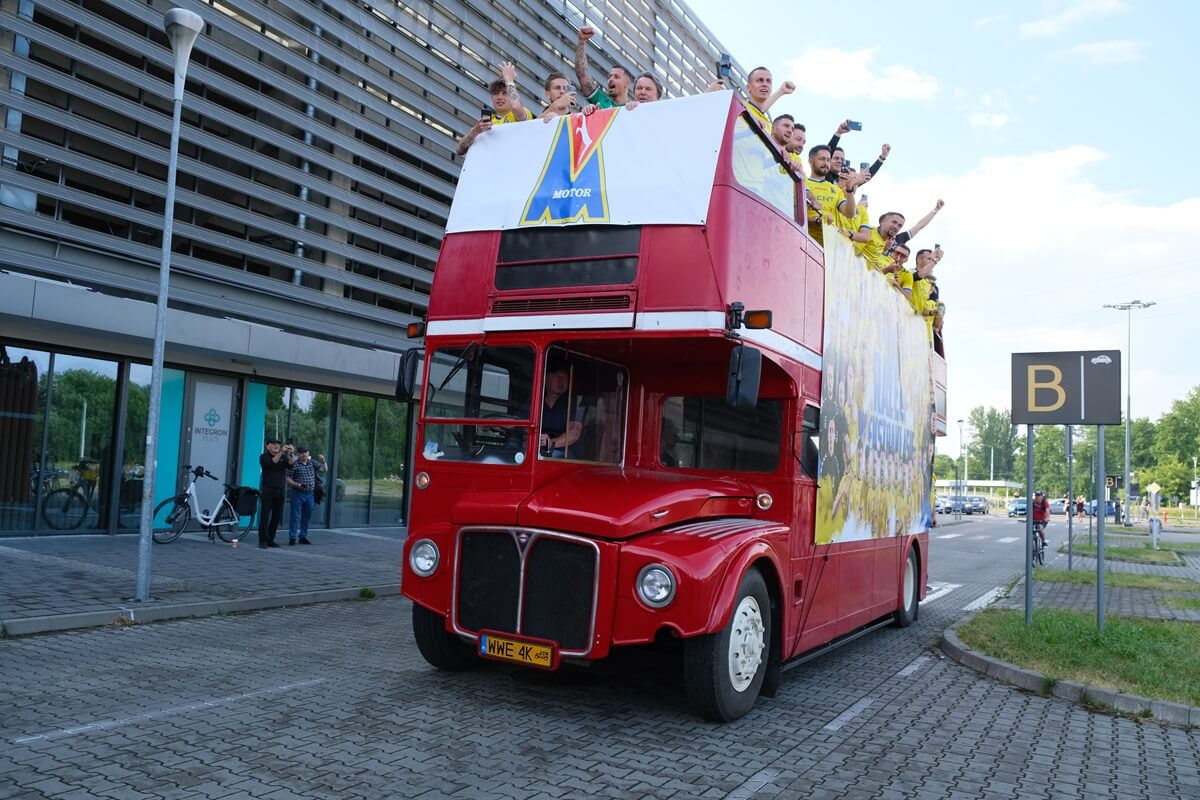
995,539,1200,622
0,528,404,624
1,535,1197,799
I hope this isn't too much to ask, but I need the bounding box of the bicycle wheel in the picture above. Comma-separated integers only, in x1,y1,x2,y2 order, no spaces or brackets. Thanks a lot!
214,500,250,543
152,498,190,544
42,488,87,530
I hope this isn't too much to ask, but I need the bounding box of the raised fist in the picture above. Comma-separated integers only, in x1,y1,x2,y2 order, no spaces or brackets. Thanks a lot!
578,26,594,42
781,81,796,94
881,143,891,158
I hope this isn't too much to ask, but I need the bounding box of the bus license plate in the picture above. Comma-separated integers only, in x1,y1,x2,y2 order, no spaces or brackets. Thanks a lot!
477,631,557,669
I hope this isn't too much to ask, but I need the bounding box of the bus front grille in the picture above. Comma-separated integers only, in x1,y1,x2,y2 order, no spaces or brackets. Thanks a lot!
455,529,598,654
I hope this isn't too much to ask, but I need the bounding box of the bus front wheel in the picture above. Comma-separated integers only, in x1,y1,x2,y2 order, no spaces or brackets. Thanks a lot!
684,567,771,722
412,604,477,672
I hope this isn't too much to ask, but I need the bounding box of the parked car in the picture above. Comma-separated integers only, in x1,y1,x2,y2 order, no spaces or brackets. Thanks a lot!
1085,499,1117,517
1049,498,1067,515
1007,498,1027,517
935,495,952,514
967,496,989,515
948,495,968,514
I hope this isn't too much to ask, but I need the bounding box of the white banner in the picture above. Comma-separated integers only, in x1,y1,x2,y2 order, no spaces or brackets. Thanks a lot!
189,380,233,514
445,91,732,233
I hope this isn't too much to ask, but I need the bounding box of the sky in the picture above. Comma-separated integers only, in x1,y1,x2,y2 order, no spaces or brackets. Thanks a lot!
683,0,1200,459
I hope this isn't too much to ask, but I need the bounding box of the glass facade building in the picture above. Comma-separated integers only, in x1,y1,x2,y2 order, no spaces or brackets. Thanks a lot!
0,0,739,535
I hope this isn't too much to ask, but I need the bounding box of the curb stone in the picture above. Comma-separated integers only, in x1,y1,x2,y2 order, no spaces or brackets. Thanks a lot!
941,616,1197,728
0,584,402,638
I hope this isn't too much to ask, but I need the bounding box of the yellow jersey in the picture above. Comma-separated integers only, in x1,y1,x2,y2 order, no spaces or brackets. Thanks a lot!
492,108,534,125
806,178,847,242
837,198,869,233
910,277,937,341
745,101,770,130
854,227,895,271
787,151,807,177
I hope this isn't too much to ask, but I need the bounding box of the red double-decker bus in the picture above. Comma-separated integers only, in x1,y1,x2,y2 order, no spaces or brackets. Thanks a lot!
400,92,947,721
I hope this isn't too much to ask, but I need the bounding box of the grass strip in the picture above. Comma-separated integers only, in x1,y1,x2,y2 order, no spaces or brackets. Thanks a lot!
958,608,1200,707
1163,595,1200,612
1034,568,1200,592
1059,543,1184,565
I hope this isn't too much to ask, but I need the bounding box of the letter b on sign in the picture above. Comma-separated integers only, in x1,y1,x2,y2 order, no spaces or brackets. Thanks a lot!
1027,365,1066,412
1011,350,1121,426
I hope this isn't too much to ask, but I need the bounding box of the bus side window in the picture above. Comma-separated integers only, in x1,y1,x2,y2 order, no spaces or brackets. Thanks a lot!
800,405,819,479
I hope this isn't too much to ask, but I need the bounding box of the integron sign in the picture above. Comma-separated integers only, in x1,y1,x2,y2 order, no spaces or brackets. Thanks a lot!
1011,350,1121,425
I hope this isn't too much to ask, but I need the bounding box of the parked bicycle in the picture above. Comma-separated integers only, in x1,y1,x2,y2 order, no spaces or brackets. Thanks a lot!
1030,520,1047,567
40,460,99,530
152,465,256,544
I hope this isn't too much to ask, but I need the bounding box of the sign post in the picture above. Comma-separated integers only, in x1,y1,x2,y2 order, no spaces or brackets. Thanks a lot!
1066,425,1073,571
1012,350,1121,631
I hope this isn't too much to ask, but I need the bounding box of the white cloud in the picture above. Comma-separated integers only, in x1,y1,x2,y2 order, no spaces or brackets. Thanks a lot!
1058,40,1145,64
787,49,939,102
974,15,1005,28
968,112,1010,129
1019,0,1127,37
864,146,1199,441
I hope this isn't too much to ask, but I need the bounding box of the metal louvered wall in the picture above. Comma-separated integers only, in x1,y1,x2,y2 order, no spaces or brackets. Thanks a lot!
0,0,741,353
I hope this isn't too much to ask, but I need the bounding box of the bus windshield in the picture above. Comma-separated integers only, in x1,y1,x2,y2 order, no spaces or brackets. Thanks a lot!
421,345,534,466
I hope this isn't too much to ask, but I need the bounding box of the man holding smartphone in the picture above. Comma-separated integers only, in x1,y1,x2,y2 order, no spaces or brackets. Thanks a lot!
455,61,533,156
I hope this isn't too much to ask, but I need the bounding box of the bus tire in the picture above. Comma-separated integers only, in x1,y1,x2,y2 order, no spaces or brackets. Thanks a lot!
684,567,771,722
892,547,919,628
412,604,477,672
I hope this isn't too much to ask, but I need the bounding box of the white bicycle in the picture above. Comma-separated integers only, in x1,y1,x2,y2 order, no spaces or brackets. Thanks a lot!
152,465,255,544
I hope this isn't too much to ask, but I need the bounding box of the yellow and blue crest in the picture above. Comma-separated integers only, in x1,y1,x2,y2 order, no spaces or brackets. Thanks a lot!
520,107,620,225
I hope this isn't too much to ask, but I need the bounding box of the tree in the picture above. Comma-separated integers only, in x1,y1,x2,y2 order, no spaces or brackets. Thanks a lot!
1013,424,1071,498
965,406,1018,482
1130,417,1156,472
1152,386,1200,466
933,454,957,483
1141,458,1192,503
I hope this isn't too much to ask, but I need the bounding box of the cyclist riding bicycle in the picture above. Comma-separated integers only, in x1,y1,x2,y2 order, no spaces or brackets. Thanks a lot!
1031,489,1051,547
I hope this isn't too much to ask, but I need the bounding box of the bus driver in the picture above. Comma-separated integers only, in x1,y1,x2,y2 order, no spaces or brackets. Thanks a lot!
540,357,582,458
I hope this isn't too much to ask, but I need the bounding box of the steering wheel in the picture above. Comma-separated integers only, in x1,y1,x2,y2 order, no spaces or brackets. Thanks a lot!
477,414,526,447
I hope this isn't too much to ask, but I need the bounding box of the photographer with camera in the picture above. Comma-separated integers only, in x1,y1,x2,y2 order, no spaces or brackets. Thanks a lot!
257,437,294,549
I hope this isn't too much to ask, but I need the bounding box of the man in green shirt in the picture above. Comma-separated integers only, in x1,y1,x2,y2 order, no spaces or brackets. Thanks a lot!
574,27,633,108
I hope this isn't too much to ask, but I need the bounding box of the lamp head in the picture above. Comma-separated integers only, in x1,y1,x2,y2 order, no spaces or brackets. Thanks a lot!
164,8,204,51
163,9,203,97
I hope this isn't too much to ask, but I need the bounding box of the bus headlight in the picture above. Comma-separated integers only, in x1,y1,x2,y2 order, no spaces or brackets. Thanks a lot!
409,539,440,577
636,564,676,608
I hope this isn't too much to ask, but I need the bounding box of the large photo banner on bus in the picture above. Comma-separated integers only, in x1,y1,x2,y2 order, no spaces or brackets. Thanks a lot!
816,234,935,544
444,92,730,233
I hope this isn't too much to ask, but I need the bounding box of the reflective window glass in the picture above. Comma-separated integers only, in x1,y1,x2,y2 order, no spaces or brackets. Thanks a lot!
730,115,797,219
0,346,50,533
333,395,374,528
370,400,408,526
661,396,781,473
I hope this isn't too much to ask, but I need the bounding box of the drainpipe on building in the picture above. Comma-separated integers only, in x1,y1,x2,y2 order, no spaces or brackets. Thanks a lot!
293,23,321,286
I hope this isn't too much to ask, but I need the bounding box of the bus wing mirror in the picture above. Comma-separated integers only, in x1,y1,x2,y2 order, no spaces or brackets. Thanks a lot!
726,344,761,410
396,348,424,401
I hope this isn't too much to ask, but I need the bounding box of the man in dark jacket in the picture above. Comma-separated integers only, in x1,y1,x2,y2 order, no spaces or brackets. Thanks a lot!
258,437,292,548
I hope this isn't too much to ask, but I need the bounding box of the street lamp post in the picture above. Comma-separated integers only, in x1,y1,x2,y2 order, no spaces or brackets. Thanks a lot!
135,8,204,602
1103,299,1154,526
958,418,965,499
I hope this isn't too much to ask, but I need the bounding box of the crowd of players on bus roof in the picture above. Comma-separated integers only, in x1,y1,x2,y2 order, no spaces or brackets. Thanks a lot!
455,27,951,351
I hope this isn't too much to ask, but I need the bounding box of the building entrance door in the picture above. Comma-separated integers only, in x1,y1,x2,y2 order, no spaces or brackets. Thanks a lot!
182,376,239,517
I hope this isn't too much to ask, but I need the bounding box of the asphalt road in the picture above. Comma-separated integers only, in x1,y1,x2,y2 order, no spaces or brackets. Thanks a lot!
2,516,1198,799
